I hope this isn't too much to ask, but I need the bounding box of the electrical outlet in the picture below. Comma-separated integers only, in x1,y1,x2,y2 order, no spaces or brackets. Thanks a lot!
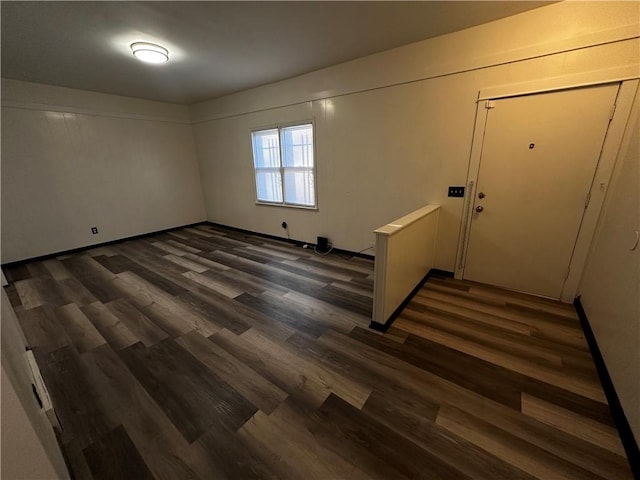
281,221,288,229
448,186,465,197
91,227,99,234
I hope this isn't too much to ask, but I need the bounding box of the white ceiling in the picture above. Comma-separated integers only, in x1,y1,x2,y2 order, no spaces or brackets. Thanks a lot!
1,1,552,105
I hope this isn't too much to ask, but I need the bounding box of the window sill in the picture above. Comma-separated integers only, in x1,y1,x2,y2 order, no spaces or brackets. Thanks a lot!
255,201,318,211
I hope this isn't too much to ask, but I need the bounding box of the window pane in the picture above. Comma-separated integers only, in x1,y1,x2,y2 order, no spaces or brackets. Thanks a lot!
284,169,315,206
281,124,313,168
256,169,283,203
252,129,280,168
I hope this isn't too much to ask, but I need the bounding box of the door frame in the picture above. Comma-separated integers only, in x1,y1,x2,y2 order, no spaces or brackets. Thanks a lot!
455,76,639,302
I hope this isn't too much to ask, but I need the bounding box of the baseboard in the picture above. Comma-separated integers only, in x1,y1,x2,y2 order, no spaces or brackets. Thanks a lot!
2,221,376,271
574,296,640,477
1,221,207,269
369,269,454,332
206,222,375,260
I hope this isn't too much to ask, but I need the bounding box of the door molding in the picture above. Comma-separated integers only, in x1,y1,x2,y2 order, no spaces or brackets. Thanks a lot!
455,79,639,302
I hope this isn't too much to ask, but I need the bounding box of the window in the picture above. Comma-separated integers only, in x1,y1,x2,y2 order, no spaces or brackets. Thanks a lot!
251,123,316,208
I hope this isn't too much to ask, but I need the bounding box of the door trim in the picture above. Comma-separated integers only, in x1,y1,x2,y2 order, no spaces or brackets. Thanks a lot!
455,79,639,302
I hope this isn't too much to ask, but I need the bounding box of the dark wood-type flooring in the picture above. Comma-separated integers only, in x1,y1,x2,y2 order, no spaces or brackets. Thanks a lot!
3,224,632,479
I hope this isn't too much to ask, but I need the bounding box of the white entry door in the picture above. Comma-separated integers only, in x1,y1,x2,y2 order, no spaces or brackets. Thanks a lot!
463,84,619,299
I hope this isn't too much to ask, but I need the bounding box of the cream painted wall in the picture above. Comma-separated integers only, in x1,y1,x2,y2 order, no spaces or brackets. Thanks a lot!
191,2,639,270
373,205,439,324
1,79,206,263
191,1,638,123
579,88,640,443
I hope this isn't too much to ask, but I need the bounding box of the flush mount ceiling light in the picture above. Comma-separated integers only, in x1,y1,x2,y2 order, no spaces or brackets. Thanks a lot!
130,42,169,64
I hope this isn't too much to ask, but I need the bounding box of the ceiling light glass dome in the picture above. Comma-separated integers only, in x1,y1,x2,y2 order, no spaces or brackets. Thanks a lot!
130,42,169,64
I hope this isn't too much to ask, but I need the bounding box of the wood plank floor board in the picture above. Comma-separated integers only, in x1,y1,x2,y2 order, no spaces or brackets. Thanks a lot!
209,232,259,248
280,258,371,282
64,438,97,480
92,254,139,275
281,290,371,329
86,246,119,258
349,326,523,409
80,343,203,480
435,276,579,316
235,291,328,338
151,240,191,256
234,416,318,480
347,275,376,289
209,328,331,410
405,300,534,336
127,294,194,338
403,330,612,420
39,346,117,449
240,328,372,410
164,253,209,273
267,259,349,284
183,270,243,298
119,339,257,443
313,284,373,317
80,301,139,351
416,286,584,333
216,267,290,296
179,287,295,341
191,422,281,480
126,262,189,297
58,277,100,306
62,255,117,281
105,298,170,347
401,331,614,426
165,230,191,240
176,330,288,415
4,225,632,479
163,236,214,253
203,250,329,295
184,226,216,238
330,280,375,298
320,328,618,439
260,290,361,335
396,313,605,403
82,425,154,480
398,308,564,368
182,252,231,272
294,254,375,277
310,393,473,480
237,401,375,480
285,331,443,416
17,304,72,353
165,239,202,254
15,277,67,309
362,390,537,480
4,283,23,309
521,393,626,456
216,247,274,264
174,291,252,336
433,386,630,479
410,294,588,350
247,245,300,261
113,271,215,336
233,246,291,263
55,303,107,353
3,263,33,282
399,305,597,381
436,404,616,480
116,242,192,276
26,261,53,279
60,271,122,304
